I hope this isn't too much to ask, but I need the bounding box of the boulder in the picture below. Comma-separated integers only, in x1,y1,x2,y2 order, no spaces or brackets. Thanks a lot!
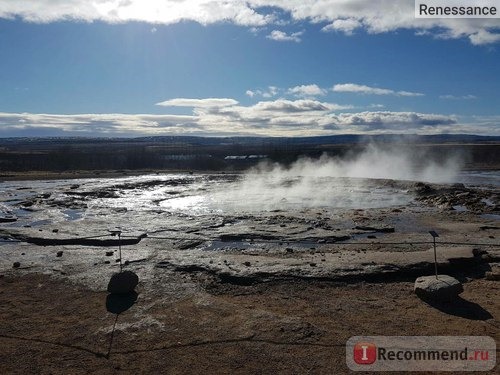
485,267,500,281
485,272,500,281
107,271,139,294
414,275,463,301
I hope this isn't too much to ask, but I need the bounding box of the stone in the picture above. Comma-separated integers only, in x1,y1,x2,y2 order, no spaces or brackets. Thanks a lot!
485,271,500,281
56,251,63,257
12,262,20,268
481,253,494,262
414,275,463,300
107,271,139,294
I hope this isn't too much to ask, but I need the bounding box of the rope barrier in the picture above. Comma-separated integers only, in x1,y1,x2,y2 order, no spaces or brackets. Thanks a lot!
1,231,499,247
122,234,500,247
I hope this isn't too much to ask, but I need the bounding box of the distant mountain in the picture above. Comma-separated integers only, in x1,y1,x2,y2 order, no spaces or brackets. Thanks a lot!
0,133,499,147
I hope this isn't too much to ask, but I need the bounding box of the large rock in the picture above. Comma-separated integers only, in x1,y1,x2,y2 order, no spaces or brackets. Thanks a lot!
414,275,463,301
485,267,500,281
107,271,139,294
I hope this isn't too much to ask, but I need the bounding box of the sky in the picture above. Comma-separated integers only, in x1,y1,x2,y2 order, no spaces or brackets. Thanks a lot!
0,0,499,138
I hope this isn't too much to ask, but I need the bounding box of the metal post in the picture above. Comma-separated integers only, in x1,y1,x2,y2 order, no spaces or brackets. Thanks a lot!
433,237,437,279
429,230,439,279
118,231,122,272
109,229,123,272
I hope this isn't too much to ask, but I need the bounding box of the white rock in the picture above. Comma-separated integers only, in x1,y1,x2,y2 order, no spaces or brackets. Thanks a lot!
414,275,463,300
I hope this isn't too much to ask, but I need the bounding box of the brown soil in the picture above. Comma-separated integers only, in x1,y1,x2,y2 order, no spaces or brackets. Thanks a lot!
0,273,498,374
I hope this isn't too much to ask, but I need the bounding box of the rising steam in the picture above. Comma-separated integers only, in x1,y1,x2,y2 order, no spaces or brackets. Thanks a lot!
249,143,462,183
210,143,463,211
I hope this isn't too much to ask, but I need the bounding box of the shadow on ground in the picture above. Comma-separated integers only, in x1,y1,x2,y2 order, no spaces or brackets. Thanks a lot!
105,292,138,314
421,296,493,320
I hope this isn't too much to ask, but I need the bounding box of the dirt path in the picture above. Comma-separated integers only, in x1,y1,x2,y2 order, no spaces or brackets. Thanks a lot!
0,273,498,374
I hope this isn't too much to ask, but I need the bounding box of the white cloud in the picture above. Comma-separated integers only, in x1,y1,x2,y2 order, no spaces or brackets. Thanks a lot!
322,18,361,35
266,30,303,42
329,111,456,129
288,84,327,97
253,0,500,45
0,104,497,137
251,99,346,112
155,97,463,136
333,83,392,96
397,90,424,97
0,112,200,137
0,0,274,26
156,98,238,108
468,29,500,45
1,1,499,45
439,94,477,100
245,86,279,98
333,83,424,97
262,86,279,98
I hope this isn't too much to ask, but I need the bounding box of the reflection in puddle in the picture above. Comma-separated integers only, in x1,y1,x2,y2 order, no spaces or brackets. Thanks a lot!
203,240,253,251
30,219,52,227
160,195,212,213
63,209,83,221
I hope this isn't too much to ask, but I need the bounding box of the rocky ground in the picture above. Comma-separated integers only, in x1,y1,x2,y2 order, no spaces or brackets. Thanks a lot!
0,174,499,374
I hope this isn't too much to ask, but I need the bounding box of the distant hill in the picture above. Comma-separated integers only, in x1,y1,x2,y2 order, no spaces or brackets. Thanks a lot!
1,134,498,173
1,133,499,147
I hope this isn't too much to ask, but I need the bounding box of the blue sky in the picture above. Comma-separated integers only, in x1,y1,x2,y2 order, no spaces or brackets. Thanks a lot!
0,0,499,137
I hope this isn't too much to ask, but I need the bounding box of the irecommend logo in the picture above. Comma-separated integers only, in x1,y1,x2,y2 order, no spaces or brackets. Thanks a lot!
353,342,377,365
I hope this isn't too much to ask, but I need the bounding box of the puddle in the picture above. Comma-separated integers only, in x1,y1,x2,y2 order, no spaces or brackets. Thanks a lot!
63,209,83,221
350,232,385,241
481,198,496,207
29,219,52,227
203,240,254,251
203,239,330,252
480,214,500,221
452,205,468,212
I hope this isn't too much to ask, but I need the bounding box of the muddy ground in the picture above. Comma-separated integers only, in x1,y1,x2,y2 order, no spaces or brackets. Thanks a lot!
0,173,499,374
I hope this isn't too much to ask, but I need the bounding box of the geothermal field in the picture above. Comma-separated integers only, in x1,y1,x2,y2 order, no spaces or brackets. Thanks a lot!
0,146,499,373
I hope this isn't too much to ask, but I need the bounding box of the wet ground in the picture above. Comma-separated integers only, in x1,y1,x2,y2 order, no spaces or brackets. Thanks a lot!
0,172,499,374
0,172,499,288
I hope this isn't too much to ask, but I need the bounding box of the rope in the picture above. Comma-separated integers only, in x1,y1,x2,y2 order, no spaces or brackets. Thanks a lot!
136,235,500,247
2,231,499,247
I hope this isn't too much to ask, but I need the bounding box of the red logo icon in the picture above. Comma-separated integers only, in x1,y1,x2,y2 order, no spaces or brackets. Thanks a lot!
353,342,377,365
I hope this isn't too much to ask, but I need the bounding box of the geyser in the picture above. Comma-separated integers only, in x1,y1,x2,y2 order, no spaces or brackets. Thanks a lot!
202,143,462,212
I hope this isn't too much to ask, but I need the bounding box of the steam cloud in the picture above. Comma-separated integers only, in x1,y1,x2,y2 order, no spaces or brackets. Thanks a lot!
212,144,462,211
